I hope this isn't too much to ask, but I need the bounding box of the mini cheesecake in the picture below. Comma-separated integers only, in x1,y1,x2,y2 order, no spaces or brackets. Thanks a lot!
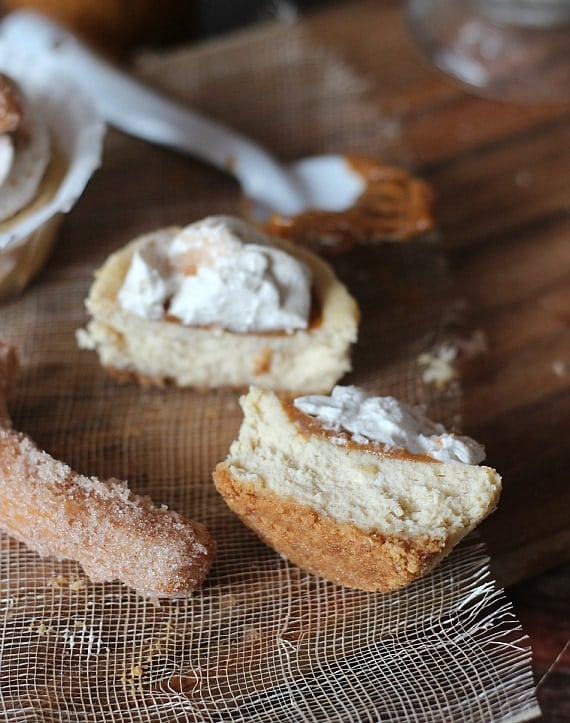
77,219,359,394
213,386,502,592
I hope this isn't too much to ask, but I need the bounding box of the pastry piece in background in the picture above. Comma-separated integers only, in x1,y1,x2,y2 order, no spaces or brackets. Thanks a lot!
77,215,359,394
0,49,103,301
0,340,216,599
266,155,436,255
213,386,501,592
0,72,50,222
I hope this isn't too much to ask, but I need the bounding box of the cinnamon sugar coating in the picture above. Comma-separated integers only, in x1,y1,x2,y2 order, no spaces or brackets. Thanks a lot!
0,341,215,598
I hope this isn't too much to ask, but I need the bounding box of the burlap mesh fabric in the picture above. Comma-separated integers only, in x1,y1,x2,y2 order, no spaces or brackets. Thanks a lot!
0,19,540,722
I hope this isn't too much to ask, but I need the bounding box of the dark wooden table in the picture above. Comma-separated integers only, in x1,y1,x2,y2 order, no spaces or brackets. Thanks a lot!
1,0,568,719
301,2,570,719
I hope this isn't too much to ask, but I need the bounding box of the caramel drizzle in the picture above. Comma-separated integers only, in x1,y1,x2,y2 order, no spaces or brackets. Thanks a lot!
283,400,439,464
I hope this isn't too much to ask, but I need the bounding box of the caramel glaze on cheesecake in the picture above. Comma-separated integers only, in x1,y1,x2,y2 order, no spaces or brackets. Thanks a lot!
282,399,438,463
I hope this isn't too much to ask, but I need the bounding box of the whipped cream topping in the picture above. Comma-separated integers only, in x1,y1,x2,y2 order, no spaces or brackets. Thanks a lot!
294,385,486,465
118,216,313,333
0,73,18,189
0,80,50,223
0,134,14,186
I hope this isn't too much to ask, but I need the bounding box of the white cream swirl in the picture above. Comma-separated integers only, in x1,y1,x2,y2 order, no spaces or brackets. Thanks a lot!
0,91,51,223
0,134,14,186
118,216,313,333
294,385,486,465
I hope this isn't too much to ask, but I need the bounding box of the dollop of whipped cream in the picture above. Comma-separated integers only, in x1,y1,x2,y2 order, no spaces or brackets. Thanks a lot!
0,73,19,188
0,134,14,187
0,73,51,222
294,385,486,465
117,215,313,333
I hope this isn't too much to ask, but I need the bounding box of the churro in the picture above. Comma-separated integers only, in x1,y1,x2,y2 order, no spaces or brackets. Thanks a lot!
0,341,215,598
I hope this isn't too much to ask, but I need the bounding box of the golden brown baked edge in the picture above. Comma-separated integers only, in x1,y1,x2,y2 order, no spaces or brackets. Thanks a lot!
213,462,446,592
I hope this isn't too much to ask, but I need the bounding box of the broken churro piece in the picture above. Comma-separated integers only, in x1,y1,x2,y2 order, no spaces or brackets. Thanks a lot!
0,341,215,598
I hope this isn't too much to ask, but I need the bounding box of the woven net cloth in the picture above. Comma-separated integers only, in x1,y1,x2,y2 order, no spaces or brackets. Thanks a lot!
0,18,540,723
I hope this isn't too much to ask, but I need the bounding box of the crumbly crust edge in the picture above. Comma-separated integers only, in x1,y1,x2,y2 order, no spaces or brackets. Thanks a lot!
213,462,447,592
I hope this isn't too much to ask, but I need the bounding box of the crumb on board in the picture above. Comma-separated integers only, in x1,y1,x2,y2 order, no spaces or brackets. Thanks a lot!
121,663,145,692
418,331,489,388
47,575,69,589
36,622,52,636
47,573,87,592
418,344,458,388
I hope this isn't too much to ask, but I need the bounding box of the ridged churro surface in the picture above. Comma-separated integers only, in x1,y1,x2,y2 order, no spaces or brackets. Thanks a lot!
0,341,215,598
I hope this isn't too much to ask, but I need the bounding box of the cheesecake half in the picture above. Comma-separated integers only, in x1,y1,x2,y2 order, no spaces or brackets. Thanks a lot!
213,386,502,592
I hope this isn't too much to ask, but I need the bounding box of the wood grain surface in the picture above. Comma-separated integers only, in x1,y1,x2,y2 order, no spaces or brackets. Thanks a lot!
0,1,568,719
302,0,569,590
2,0,567,593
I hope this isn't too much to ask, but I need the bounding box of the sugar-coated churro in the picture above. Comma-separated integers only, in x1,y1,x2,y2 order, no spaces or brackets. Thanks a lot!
0,341,215,598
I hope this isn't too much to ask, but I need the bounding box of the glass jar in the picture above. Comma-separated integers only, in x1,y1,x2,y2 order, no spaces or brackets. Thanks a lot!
405,0,570,102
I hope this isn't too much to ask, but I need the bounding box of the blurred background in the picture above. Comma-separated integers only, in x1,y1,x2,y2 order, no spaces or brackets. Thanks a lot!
0,0,337,53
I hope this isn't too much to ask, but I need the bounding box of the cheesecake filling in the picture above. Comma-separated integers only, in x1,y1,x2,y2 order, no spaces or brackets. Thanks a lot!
0,73,51,223
117,215,313,333
294,385,486,465
225,387,500,541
